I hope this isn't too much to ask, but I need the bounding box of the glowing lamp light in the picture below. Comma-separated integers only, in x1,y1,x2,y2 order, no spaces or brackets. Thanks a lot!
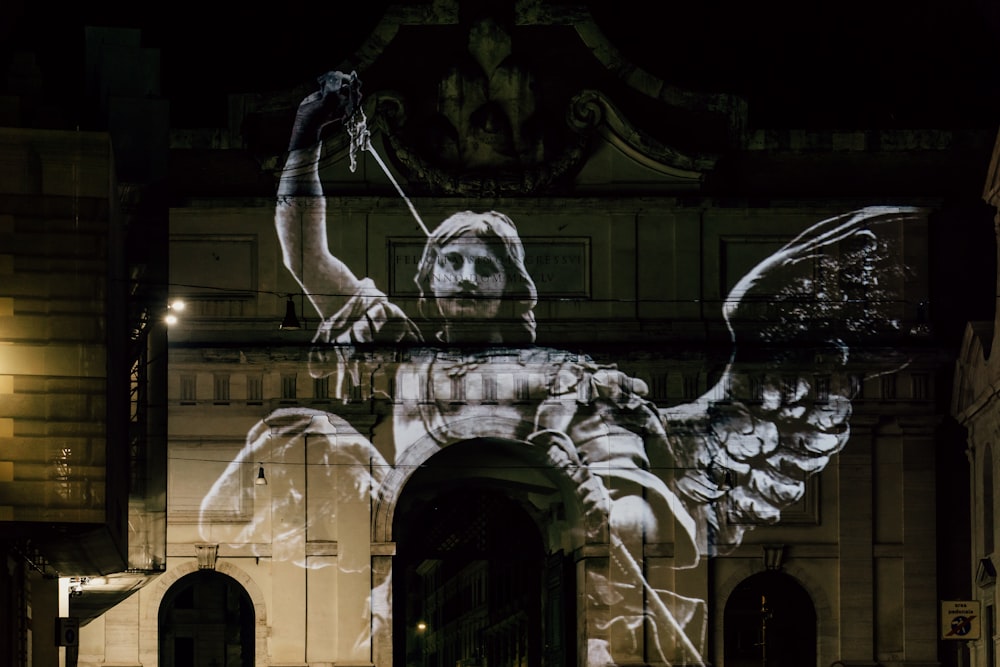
165,299,185,326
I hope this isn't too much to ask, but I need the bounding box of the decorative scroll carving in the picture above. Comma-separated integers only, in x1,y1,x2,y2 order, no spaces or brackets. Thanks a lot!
359,12,714,196
568,89,716,178
374,90,591,196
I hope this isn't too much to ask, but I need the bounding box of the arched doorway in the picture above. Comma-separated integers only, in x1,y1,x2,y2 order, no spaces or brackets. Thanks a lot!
724,571,816,667
392,439,576,667
158,569,255,667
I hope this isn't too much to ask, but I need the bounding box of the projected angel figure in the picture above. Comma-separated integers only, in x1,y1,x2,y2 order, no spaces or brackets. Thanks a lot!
205,71,918,666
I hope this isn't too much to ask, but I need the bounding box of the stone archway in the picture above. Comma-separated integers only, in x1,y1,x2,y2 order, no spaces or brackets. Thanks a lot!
140,561,268,667
723,570,817,667
158,569,255,666
714,561,835,665
372,433,588,667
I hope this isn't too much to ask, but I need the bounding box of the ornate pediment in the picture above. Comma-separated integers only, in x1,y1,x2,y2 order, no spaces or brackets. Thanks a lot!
977,557,996,588
953,320,996,418
254,0,745,196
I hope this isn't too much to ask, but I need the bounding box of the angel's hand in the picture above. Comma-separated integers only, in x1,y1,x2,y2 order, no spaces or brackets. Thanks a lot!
288,70,363,151
527,429,609,539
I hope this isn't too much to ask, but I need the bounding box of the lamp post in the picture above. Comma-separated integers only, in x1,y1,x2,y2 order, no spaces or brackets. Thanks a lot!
416,621,428,667
760,594,771,667
126,298,184,572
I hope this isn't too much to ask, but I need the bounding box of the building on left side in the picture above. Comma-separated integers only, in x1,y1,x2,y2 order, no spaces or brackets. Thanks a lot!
0,27,171,667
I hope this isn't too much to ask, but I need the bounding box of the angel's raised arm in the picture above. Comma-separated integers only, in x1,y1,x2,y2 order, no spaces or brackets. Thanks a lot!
275,71,365,322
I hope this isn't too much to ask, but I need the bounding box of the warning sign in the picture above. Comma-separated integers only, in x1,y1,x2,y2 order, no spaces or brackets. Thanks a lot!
940,600,981,640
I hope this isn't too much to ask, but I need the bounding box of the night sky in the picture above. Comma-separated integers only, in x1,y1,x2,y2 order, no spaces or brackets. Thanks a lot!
2,0,999,131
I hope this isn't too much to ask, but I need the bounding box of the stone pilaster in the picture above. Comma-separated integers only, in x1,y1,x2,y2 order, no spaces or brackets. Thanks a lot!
839,422,876,662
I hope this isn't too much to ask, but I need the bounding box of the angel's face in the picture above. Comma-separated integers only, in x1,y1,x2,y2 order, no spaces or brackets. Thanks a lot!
429,236,508,321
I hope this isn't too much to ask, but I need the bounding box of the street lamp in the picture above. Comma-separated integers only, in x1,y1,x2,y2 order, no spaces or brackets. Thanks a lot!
280,296,301,330
164,298,185,325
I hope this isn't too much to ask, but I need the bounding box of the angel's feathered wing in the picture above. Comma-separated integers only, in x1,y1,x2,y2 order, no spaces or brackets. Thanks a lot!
661,206,924,555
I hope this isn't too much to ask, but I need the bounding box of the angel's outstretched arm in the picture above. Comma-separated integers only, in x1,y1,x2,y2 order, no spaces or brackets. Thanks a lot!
276,71,366,322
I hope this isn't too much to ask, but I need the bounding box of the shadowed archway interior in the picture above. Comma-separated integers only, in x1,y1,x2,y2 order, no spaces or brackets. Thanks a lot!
393,438,576,667
724,570,816,667
158,570,255,667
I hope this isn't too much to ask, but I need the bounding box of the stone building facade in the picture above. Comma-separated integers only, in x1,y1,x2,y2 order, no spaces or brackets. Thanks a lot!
1,2,994,667
952,130,1000,667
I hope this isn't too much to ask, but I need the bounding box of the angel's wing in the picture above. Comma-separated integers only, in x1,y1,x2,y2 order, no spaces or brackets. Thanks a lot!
662,206,925,555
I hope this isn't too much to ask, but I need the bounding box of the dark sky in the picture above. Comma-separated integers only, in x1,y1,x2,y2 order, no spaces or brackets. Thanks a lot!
2,0,999,130
592,0,1000,129
1,0,390,127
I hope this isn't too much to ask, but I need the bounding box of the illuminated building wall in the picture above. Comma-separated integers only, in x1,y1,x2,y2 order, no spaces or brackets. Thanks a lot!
0,28,172,660
151,200,943,667
0,128,127,563
0,127,130,664
67,4,992,667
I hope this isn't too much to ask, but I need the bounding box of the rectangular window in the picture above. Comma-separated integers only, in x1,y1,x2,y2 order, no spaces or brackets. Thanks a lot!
281,373,297,401
881,374,897,400
814,374,831,402
313,376,330,401
180,375,196,404
781,375,799,399
710,374,731,402
911,373,929,400
682,373,699,400
246,374,263,404
451,376,466,402
515,376,530,401
482,375,497,402
213,374,230,404
651,373,668,400
850,374,865,399
347,376,362,402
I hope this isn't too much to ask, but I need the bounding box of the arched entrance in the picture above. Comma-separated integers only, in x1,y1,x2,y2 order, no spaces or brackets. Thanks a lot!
392,438,576,667
158,569,255,667
724,571,816,667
